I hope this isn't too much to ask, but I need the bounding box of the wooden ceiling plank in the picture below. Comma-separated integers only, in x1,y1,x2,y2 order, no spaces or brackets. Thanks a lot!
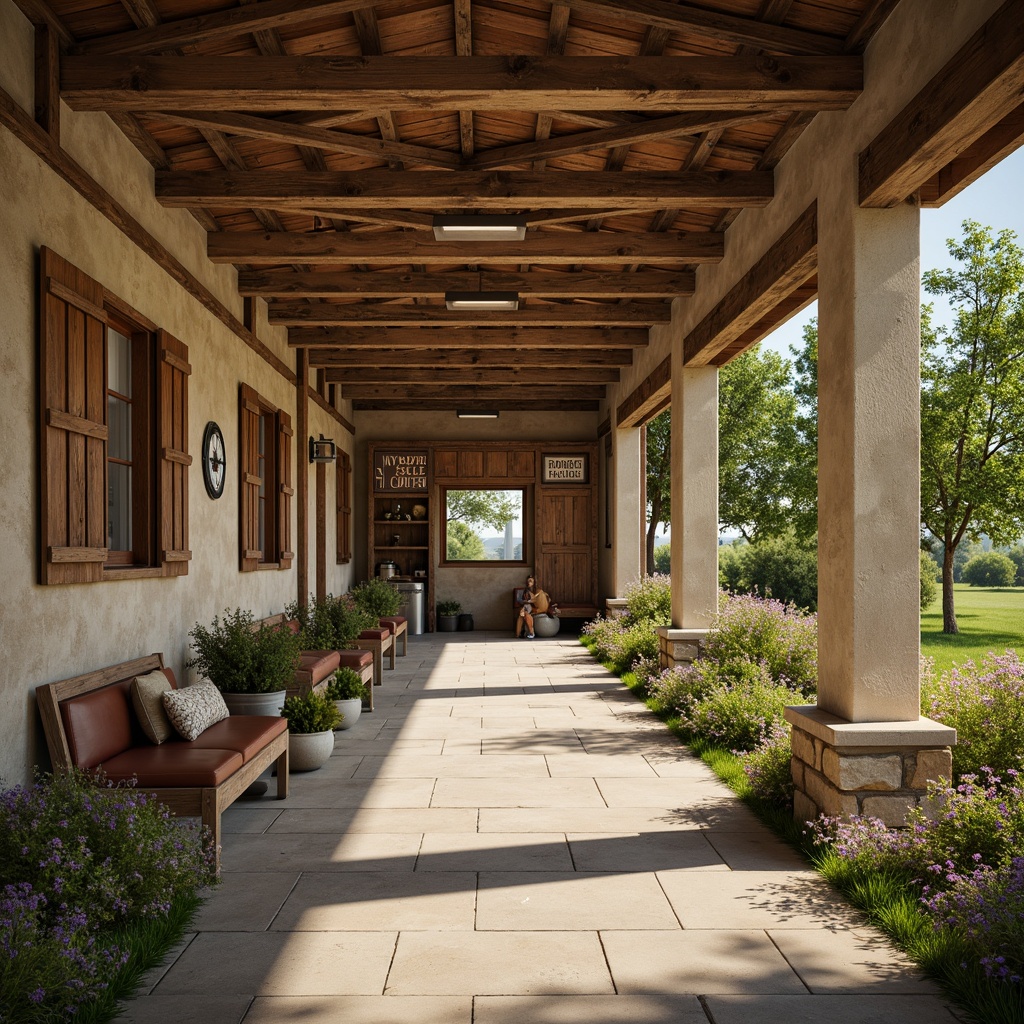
328,365,619,383
467,110,770,170
73,0,383,55
60,55,864,113
684,202,817,366
310,346,632,367
208,229,725,264
860,1,1024,208
341,383,606,399
238,269,694,298
616,355,670,428
157,169,774,209
268,302,671,326
289,327,649,348
557,0,845,56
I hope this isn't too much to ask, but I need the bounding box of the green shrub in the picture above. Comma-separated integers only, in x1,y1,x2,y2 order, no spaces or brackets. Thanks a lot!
962,551,1018,588
325,667,370,702
680,672,793,751
288,594,377,649
653,543,671,574
282,692,342,733
718,541,745,592
740,723,794,806
622,573,672,624
920,550,939,610
924,651,1024,777
437,599,462,616
721,533,818,611
648,658,733,716
1003,544,1024,586
605,621,661,674
351,577,401,618
187,608,301,694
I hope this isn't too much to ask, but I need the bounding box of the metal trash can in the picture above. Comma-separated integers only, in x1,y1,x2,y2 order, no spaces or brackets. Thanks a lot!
394,580,425,635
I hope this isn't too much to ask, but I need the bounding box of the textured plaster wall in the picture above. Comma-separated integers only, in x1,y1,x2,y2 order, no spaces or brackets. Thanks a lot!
0,1,352,782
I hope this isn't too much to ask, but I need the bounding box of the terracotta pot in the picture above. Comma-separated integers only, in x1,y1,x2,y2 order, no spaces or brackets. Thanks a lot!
221,690,287,716
288,729,335,771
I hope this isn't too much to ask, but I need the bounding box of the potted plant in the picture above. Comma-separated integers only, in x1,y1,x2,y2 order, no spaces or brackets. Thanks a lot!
187,608,301,715
437,599,462,632
351,577,402,620
282,692,341,771
287,593,377,650
324,668,370,729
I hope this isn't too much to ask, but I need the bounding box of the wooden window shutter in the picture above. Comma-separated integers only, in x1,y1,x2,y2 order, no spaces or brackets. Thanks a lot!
157,330,192,574
336,449,352,564
38,247,109,584
239,383,261,572
276,410,294,569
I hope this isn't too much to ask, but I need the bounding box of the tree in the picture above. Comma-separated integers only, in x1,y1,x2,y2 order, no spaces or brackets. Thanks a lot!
445,489,520,531
445,520,487,560
920,222,1024,633
644,410,671,574
788,320,819,540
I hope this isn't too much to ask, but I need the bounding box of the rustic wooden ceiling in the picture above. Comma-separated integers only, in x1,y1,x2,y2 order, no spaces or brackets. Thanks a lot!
46,0,896,412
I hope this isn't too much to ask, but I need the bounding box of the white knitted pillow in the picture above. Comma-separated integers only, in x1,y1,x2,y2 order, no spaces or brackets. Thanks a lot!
162,684,229,742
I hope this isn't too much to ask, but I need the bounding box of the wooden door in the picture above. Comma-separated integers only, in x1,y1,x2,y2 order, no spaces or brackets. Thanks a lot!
535,489,596,608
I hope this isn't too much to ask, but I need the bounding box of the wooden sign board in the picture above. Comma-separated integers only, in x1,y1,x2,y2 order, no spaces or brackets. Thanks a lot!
374,450,428,491
542,453,589,484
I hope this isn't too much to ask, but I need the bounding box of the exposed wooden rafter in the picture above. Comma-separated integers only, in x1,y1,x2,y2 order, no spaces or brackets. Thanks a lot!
327,366,620,384
289,327,649,349
308,347,633,367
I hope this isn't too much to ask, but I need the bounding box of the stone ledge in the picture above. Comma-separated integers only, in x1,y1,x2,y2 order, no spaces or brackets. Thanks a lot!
656,627,712,642
785,705,957,748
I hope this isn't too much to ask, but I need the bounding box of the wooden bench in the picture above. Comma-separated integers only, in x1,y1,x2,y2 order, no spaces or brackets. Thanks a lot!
380,615,409,656
354,625,394,687
36,654,289,870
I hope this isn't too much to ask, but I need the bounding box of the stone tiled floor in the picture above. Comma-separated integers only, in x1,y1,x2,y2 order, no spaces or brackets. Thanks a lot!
115,632,963,1024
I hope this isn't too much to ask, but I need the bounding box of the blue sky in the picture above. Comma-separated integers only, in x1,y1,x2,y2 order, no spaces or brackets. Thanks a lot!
761,146,1024,358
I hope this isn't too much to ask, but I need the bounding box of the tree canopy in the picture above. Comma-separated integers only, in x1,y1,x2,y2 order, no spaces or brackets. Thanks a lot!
445,489,520,532
921,221,1024,633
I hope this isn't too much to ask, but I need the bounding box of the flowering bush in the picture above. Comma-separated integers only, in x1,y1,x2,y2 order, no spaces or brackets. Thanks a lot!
0,771,214,1020
647,659,726,716
680,673,793,752
923,652,1024,777
622,573,672,624
740,722,794,805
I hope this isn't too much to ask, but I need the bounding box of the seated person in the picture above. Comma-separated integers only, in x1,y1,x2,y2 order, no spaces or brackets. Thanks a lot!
515,575,550,638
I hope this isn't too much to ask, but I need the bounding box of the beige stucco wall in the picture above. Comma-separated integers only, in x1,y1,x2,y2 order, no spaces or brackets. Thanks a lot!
0,0,353,783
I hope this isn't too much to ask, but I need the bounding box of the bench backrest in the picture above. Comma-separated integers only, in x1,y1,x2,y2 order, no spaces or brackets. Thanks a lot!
36,654,174,770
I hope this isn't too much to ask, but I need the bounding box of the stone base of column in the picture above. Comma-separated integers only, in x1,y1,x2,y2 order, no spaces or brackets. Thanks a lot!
656,627,711,670
605,598,628,620
785,706,956,826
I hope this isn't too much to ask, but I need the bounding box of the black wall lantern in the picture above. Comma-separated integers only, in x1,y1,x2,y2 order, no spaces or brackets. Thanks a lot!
309,434,337,463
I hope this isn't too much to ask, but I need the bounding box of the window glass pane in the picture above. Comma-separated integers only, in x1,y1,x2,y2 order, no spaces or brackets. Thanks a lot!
108,462,132,551
107,328,131,397
445,489,524,561
108,393,131,461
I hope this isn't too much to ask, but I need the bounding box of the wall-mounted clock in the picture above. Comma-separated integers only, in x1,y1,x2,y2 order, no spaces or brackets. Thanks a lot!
201,421,226,499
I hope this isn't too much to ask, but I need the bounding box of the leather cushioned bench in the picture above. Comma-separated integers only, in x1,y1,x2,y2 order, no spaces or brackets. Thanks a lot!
37,654,289,870
355,625,394,686
379,615,408,657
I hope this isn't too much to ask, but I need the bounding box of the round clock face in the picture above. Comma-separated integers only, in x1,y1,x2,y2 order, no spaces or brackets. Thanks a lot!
202,421,226,499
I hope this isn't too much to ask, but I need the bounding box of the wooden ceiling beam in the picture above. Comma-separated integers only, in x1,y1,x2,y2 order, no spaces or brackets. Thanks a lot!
354,398,600,411
859,0,1024,208
341,383,606,400
327,365,619,384
268,302,671,327
308,347,633,367
209,230,723,265
238,269,694,298
156,110,461,169
710,277,817,365
684,202,817,365
467,111,772,170
61,55,863,113
289,327,649,348
157,169,773,209
617,355,670,428
557,0,844,56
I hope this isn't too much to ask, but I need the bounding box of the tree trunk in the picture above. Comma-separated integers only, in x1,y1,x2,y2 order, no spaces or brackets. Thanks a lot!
646,517,658,576
941,545,959,634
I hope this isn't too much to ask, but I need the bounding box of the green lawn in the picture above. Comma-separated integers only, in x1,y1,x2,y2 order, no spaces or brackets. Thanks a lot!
921,583,1024,673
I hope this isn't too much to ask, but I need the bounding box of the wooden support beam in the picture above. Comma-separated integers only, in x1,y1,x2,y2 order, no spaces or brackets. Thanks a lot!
327,366,620,384
61,55,863,113
616,356,670,428
341,384,605,401
34,25,60,139
558,0,845,56
684,202,817,365
308,347,632,367
455,0,474,159
710,278,816,365
859,0,1024,208
238,269,694,299
354,398,600,411
296,348,309,607
290,327,649,348
157,168,775,211
268,302,671,327
209,230,725,265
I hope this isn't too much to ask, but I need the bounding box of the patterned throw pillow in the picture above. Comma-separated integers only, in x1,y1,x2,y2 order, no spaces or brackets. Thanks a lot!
131,669,174,744
163,684,230,742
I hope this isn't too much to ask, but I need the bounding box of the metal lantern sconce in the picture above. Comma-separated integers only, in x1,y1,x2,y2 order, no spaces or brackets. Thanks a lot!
309,434,337,464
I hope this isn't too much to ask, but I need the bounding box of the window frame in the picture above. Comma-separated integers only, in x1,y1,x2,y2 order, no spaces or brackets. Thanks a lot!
336,448,352,565
440,486,529,566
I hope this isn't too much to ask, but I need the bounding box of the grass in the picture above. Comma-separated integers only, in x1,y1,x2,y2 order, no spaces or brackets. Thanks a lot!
921,583,1024,673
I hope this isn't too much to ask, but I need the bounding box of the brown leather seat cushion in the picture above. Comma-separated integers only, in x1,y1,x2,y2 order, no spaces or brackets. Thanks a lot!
359,627,390,641
185,715,287,763
61,681,136,768
295,649,341,686
337,649,373,669
380,616,406,628
100,745,243,787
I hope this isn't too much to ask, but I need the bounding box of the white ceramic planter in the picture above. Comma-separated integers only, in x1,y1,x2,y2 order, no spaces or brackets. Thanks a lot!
222,690,287,716
288,729,335,772
533,614,560,638
333,697,362,730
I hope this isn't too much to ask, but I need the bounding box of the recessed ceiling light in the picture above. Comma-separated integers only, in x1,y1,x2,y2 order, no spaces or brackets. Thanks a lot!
456,410,500,419
432,215,527,241
445,291,520,311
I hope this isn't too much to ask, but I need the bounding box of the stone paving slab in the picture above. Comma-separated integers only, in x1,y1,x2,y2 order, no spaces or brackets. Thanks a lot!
112,994,251,1024
544,753,660,777
221,831,422,873
417,832,574,871
477,807,710,833
270,777,435,809
703,994,964,1023
265,807,478,833
191,871,300,929
352,753,550,778
473,994,708,1024
566,831,729,872
244,996,473,1024
431,777,603,807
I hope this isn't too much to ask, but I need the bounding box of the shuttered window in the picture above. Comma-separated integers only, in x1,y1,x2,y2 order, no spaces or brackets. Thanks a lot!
336,448,352,564
38,248,191,584
239,383,292,571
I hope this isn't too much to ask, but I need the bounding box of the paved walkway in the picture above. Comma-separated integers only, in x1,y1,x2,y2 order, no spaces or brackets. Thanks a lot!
117,633,962,1024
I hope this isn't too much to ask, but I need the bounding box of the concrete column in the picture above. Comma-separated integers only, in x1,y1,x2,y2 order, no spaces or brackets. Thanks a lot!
787,166,955,826
611,425,643,596
659,363,719,668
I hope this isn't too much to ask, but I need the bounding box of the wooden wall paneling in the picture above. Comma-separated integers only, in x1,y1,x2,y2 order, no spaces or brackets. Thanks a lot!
433,450,457,478
485,450,509,478
511,450,536,478
457,450,485,478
